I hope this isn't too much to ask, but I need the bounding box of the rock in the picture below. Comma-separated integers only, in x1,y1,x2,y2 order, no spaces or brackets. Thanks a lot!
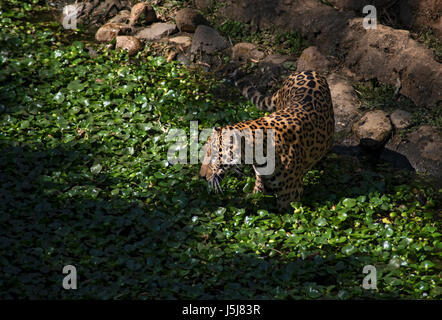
353,110,392,149
389,125,442,179
209,0,442,108
129,2,156,26
191,25,230,54
399,0,442,39
168,36,192,48
390,109,413,129
327,0,392,11
176,53,191,66
85,46,98,58
175,8,209,33
194,0,213,11
326,73,362,134
115,35,142,56
231,42,265,62
108,9,130,24
72,0,132,26
297,46,331,73
95,23,131,42
254,54,297,83
166,49,178,62
262,54,295,65
345,19,442,108
85,45,99,58
135,23,177,41
259,54,296,71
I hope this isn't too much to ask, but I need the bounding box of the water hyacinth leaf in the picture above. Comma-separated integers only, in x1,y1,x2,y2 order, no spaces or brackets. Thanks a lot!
315,217,327,227
90,163,102,174
215,207,226,216
67,79,86,92
388,257,401,269
420,260,435,270
306,285,322,299
135,95,148,104
382,241,392,250
53,91,65,103
342,198,357,208
341,245,356,255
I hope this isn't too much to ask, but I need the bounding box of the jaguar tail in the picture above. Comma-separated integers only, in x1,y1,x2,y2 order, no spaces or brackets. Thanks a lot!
235,77,275,112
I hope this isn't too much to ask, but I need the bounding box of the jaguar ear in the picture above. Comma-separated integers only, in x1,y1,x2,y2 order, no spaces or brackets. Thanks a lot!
213,126,221,133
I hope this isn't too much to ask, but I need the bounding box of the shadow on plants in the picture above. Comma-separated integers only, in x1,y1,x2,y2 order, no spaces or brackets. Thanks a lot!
332,144,415,173
0,139,389,299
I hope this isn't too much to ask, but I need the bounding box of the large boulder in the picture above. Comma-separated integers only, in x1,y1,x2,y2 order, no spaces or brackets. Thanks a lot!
327,0,392,10
115,35,142,56
191,25,230,54
168,36,192,49
297,46,331,74
385,125,442,179
175,8,209,32
259,54,297,72
326,73,361,134
390,109,413,130
194,0,213,11
399,0,442,39
353,110,392,149
61,0,132,26
231,42,265,62
329,0,442,39
108,10,130,24
344,19,442,108
208,0,441,108
95,23,131,42
261,54,295,65
129,2,156,26
135,23,177,41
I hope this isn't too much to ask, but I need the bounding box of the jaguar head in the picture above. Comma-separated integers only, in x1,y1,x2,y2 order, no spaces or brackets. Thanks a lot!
199,127,226,192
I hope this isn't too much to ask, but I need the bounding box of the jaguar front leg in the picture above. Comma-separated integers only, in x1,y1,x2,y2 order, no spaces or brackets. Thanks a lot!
276,177,304,212
253,174,265,193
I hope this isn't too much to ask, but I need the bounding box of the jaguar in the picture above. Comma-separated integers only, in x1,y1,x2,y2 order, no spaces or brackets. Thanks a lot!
199,70,335,210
